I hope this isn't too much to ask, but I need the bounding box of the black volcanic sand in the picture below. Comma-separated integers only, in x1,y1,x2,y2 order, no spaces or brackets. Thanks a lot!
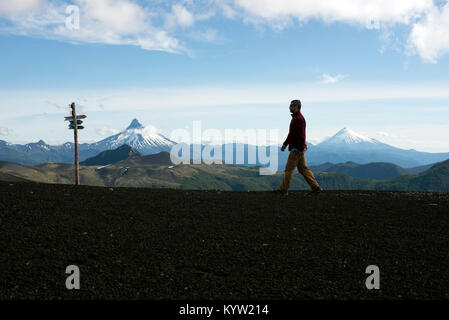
0,181,448,300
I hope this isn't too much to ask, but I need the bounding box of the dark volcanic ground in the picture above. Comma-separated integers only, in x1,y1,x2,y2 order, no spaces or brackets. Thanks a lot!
0,181,448,300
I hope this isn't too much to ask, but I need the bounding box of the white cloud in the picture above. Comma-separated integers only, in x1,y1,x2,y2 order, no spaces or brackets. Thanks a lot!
79,0,148,34
0,0,44,16
229,0,449,62
95,126,119,136
228,0,449,62
232,0,434,27
408,1,449,63
0,0,186,53
377,131,389,137
164,3,215,33
321,74,348,84
2,0,449,62
0,127,12,136
168,4,195,28
227,0,449,62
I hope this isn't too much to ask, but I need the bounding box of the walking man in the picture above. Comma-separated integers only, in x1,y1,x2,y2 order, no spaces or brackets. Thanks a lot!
277,99,322,195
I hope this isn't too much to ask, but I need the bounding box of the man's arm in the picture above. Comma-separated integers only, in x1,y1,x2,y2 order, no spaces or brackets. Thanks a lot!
283,121,294,148
281,118,297,151
281,136,290,152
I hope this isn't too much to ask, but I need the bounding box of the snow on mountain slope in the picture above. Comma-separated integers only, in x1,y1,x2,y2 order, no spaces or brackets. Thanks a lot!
319,127,379,146
90,119,175,155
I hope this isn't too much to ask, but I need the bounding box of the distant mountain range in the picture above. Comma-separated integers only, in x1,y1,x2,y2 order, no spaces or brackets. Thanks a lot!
1,145,448,191
1,120,448,169
306,127,449,168
0,119,173,165
181,127,449,170
0,139,103,166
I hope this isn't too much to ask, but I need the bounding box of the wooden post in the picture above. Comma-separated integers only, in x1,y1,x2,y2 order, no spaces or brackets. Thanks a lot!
71,102,80,185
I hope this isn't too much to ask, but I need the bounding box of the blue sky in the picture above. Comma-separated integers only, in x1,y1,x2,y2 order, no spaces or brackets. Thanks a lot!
1,0,449,152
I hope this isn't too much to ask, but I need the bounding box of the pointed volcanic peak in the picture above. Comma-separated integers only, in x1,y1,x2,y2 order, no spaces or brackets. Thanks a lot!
126,118,144,130
321,127,377,145
91,119,176,155
314,127,393,152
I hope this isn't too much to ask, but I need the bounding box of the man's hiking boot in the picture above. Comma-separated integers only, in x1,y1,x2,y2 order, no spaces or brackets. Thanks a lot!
308,187,323,195
274,189,288,196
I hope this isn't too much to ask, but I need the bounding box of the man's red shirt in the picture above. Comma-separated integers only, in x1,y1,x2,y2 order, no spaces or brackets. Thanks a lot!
283,111,307,151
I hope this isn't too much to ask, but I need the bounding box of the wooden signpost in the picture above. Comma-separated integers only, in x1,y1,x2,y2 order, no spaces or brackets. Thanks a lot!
65,102,86,185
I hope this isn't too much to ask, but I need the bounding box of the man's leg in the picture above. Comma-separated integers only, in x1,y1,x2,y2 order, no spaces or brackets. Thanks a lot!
297,151,321,190
279,151,300,192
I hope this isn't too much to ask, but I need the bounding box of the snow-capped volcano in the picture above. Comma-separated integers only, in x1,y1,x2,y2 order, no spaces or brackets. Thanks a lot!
313,127,397,154
90,119,175,155
319,127,378,146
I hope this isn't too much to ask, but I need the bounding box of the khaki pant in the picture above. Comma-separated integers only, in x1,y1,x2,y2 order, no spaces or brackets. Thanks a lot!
279,150,320,191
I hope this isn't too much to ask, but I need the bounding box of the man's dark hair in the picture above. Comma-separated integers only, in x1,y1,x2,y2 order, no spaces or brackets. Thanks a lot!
290,99,301,110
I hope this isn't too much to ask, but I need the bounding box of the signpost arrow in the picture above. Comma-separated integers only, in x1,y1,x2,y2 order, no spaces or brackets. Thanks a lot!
69,125,84,130
65,115,87,121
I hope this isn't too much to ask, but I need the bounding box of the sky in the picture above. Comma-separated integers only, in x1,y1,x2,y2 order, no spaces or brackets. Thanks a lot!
0,0,449,152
